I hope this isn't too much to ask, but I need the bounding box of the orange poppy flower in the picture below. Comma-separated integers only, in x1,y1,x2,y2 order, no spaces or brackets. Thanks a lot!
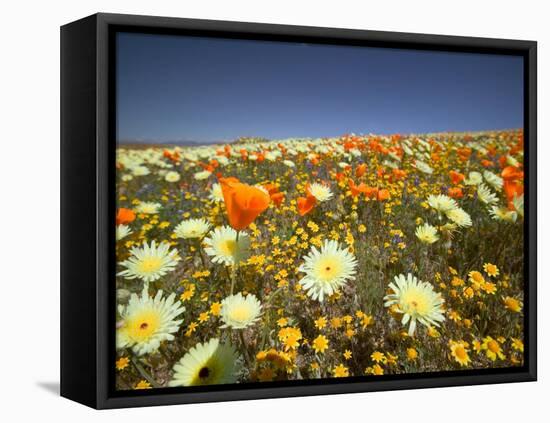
361,186,376,199
448,187,464,199
271,192,285,207
356,164,367,178
486,145,497,157
116,208,135,225
502,166,523,181
297,195,317,216
392,168,407,180
457,147,472,161
377,189,390,201
219,177,270,230
262,183,285,207
349,179,369,197
334,172,346,182
449,170,465,185
504,181,524,208
162,149,180,163
218,145,231,158
261,183,278,195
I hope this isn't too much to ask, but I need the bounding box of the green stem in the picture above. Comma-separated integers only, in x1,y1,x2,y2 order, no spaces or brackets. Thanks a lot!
230,268,236,296
230,230,240,296
196,239,207,268
264,287,285,308
130,355,160,388
239,330,251,367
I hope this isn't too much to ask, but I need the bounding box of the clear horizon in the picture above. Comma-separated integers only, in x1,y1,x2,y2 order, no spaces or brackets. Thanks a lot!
116,32,524,144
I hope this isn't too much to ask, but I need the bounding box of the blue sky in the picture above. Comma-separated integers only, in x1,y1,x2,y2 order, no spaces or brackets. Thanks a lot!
116,32,523,143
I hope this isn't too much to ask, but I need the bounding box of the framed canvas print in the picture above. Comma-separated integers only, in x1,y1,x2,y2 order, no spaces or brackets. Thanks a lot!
60,13,537,409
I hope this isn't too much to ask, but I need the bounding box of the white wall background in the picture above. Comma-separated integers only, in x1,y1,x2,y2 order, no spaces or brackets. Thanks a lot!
1,0,546,420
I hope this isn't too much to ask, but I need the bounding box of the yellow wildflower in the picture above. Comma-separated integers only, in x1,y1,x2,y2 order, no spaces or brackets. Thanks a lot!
115,357,129,371
483,263,500,277
312,335,329,354
333,364,349,377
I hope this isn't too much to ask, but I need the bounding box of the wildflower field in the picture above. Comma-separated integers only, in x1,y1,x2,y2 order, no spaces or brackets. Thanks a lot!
115,129,525,390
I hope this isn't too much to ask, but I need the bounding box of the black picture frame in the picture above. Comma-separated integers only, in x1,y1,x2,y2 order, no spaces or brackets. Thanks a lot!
60,12,537,409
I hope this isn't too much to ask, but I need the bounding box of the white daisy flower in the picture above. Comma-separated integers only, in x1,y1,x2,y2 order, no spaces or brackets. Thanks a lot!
506,155,520,167
445,207,472,228
216,155,229,166
384,273,445,336
283,160,295,168
134,202,162,214
298,240,357,302
117,287,185,356
483,170,503,191
489,206,517,222
415,223,439,244
264,151,278,162
174,218,211,240
427,194,458,214
220,293,262,329
477,183,499,205
194,170,212,180
117,241,180,283
116,224,133,241
512,194,524,217
415,160,433,174
203,226,250,266
403,145,414,156
169,339,239,387
132,165,150,176
165,171,181,182
308,183,333,203
208,183,224,202
464,171,483,186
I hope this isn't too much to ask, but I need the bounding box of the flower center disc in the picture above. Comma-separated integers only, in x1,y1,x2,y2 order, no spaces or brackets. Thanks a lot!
401,290,429,316
220,239,237,256
137,257,163,274
127,310,161,342
488,340,499,353
229,305,252,323
455,347,467,359
198,367,210,379
315,257,341,282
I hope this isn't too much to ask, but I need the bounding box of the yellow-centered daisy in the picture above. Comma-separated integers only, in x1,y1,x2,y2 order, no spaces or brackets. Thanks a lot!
415,223,439,244
298,240,357,302
174,218,211,239
220,293,262,329
203,226,250,266
169,338,239,387
116,287,185,356
384,273,445,336
117,240,180,283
